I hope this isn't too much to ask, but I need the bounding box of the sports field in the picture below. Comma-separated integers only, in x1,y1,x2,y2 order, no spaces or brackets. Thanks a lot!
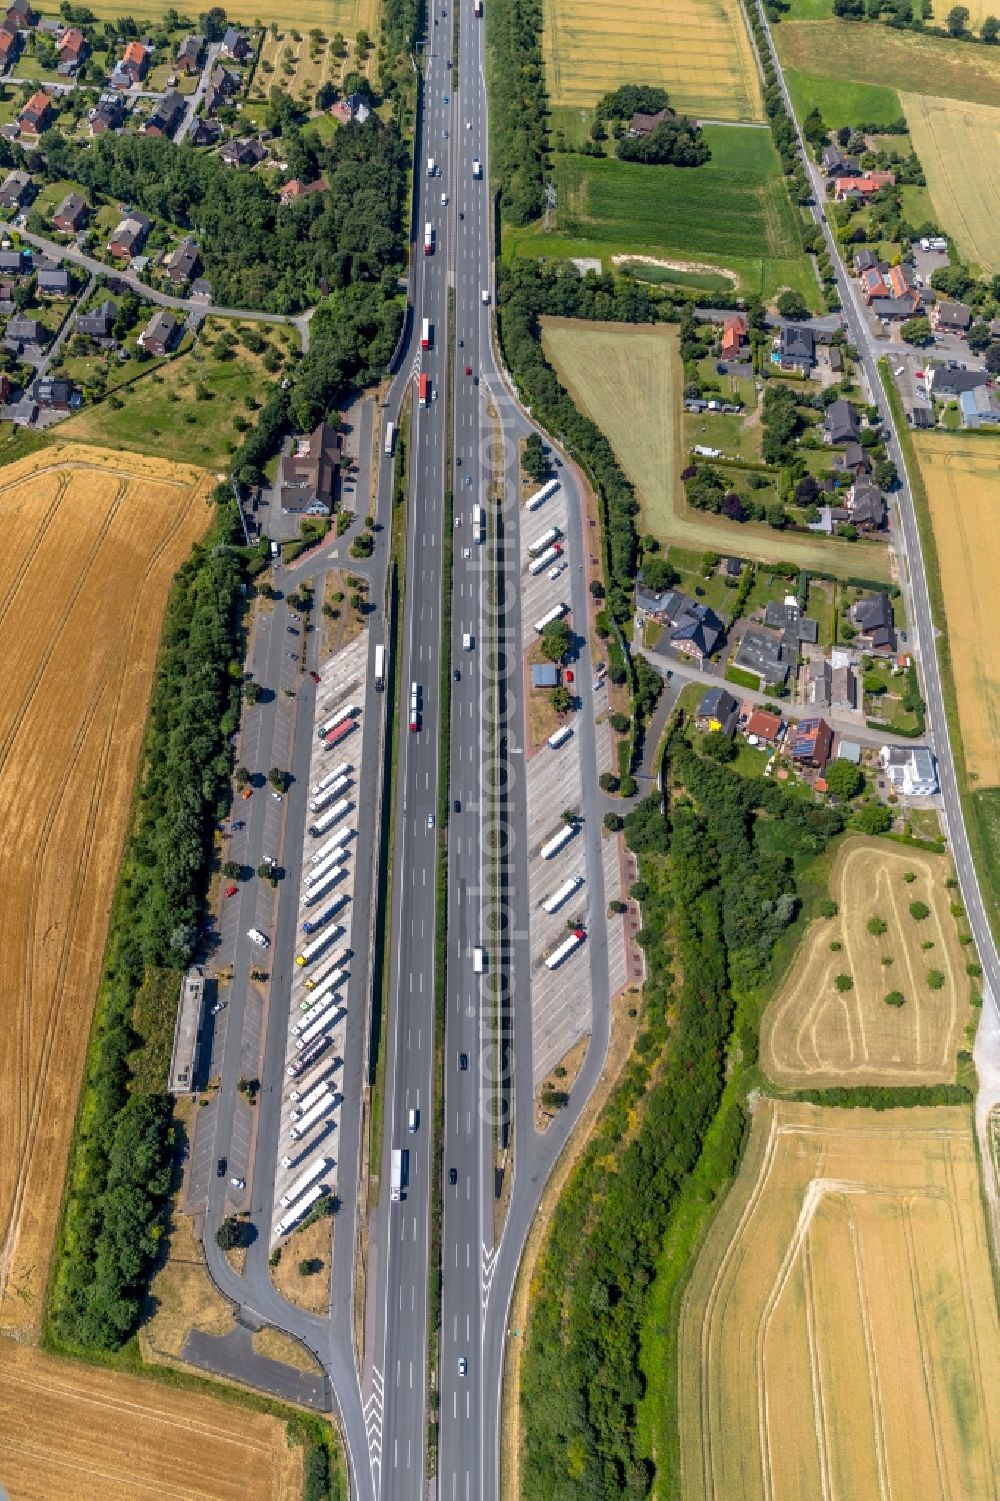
760,837,969,1088
776,19,1000,107
540,318,891,579
0,1336,303,1499
678,1099,1000,1501
542,0,762,121
0,445,211,1337
902,93,1000,273
913,432,1000,787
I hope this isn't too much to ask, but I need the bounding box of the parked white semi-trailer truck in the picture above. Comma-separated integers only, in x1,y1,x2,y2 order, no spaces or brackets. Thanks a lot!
317,704,359,741
525,478,559,512
300,970,348,1010
290,1079,332,1118
303,948,350,990
311,761,351,799
302,867,345,910
302,892,349,936
529,544,562,576
542,873,583,914
279,1156,329,1206
289,1091,336,1139
296,1005,341,1051
545,927,586,970
540,822,577,859
292,996,338,1038
310,828,355,866
308,775,351,814
306,847,350,889
309,797,351,838
275,1182,325,1236
528,526,561,558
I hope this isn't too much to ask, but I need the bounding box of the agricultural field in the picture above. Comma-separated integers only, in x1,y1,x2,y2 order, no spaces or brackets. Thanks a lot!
902,93,1000,273
540,317,892,579
248,7,377,109
678,1099,1000,1501
912,432,1000,787
0,1337,303,1499
31,0,373,27
0,445,211,1337
514,126,818,306
784,69,902,130
759,837,970,1088
775,19,1000,106
542,0,762,122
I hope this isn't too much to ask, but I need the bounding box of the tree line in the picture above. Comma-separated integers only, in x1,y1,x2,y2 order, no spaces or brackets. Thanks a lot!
489,0,548,224
48,507,248,1352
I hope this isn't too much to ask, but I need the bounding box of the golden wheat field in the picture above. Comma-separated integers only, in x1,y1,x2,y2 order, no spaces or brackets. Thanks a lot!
902,93,1000,273
760,838,969,1088
679,1100,1000,1501
0,1337,303,1500
0,444,211,1339
913,432,1000,788
542,0,763,121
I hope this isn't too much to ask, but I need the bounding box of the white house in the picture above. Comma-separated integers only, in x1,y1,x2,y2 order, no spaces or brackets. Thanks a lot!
879,745,938,797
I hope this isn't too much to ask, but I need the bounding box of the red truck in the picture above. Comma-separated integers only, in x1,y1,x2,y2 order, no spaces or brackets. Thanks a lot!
419,373,430,407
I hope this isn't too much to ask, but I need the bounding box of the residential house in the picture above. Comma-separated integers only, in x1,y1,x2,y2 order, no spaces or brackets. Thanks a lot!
107,212,151,259
807,658,832,708
850,592,896,654
848,479,886,531
220,24,251,60
175,33,204,72
4,314,43,353
763,600,819,647
278,419,341,513
0,22,21,70
57,26,87,69
0,371,11,401
907,404,936,429
202,82,223,115
138,308,180,355
189,276,212,300
831,661,857,709
720,555,743,580
833,171,895,201
531,663,560,689
145,89,185,138
778,324,814,373
328,100,353,126
279,176,327,205
210,63,240,98
629,107,669,135
670,601,724,665
859,265,888,303
6,0,34,24
189,116,222,146
959,385,1000,428
219,134,265,167
853,247,880,274
635,583,684,622
32,376,80,410
869,296,919,323
17,88,51,136
117,40,149,84
824,398,860,445
822,146,860,179
734,625,795,686
0,276,15,312
829,346,844,375
721,315,747,360
697,686,740,735
37,267,70,296
886,263,918,302
879,744,937,796
926,363,987,398
838,439,871,476
744,708,783,745
791,716,833,769
90,93,125,134
163,238,200,284
75,296,117,342
343,91,371,123
0,247,26,274
53,190,87,232
931,299,972,334
0,168,31,208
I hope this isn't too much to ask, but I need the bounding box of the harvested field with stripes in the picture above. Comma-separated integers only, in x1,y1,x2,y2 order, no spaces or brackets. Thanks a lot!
0,444,211,1338
760,837,970,1088
902,93,1000,274
678,1100,1000,1501
0,1336,303,1500
542,0,763,121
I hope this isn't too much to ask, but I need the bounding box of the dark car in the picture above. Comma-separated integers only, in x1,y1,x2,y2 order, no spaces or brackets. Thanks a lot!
217,1157,227,1177
459,1052,468,1071
453,798,461,813
449,1167,457,1185
310,670,320,683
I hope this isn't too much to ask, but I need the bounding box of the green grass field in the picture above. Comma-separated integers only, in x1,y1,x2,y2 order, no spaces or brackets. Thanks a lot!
619,260,736,292
540,318,891,579
784,68,902,129
508,126,820,307
776,19,1000,106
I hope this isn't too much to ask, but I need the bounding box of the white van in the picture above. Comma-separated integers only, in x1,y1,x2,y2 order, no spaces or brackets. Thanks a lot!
473,946,486,973
408,1108,418,1133
463,632,473,650
427,158,437,176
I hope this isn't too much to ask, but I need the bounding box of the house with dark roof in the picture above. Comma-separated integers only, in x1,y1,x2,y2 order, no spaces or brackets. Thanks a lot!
220,24,251,60
824,398,861,445
90,93,125,134
630,107,669,135
697,686,739,736
822,146,859,179
107,211,151,259
778,324,814,373
18,88,51,136
219,134,265,167
926,363,987,398
850,592,896,654
931,299,972,333
32,375,80,410
37,267,70,297
635,583,686,623
75,296,117,342
838,440,870,476
175,33,204,72
734,625,794,686
791,716,833,769
853,247,880,274
138,309,180,355
210,63,240,97
343,91,371,123
53,191,87,232
670,601,724,665
5,314,43,353
763,600,819,645
0,247,26,275
278,420,341,514
6,0,34,24
907,405,936,429
145,89,185,138
189,116,222,147
0,168,30,208
847,480,886,530
163,238,200,284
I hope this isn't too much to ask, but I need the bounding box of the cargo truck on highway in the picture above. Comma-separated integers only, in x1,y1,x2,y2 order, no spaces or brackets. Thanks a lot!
474,0,482,14
275,1182,325,1236
279,1156,328,1206
528,543,562,575
384,420,395,457
390,1148,406,1202
545,927,586,970
542,873,583,914
472,502,484,539
374,642,386,691
419,373,430,406
301,892,350,937
525,478,558,512
309,797,351,838
421,318,432,349
540,822,577,859
423,222,433,254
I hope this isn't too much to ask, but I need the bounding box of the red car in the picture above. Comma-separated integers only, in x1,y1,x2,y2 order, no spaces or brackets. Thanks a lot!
465,365,472,375
225,884,238,897
565,670,574,683
309,670,320,683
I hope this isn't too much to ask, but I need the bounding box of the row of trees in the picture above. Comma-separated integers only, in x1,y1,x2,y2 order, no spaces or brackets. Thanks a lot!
48,510,247,1352
490,0,548,224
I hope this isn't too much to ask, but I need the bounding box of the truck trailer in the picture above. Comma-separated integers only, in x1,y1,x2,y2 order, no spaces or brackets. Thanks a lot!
323,719,356,751
423,222,433,255
534,602,567,634
528,526,561,557
390,1147,406,1202
306,848,350,889
317,704,359,741
290,1078,333,1118
540,822,577,860
528,543,563,576
311,761,351,799
308,776,351,816
374,642,386,691
542,873,583,914
547,723,573,750
288,1092,335,1139
309,797,351,838
279,1157,329,1206
300,970,347,1010
525,478,558,512
287,1035,330,1075
419,372,430,407
302,892,350,936
275,1182,325,1236
310,829,354,867
545,928,586,970
421,318,432,349
293,997,338,1040
303,948,350,989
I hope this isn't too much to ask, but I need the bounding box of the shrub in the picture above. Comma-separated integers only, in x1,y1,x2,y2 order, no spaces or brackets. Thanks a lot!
884,991,905,1007
909,900,930,921
926,969,945,990
903,870,916,883
867,916,887,936
830,940,843,952
834,973,853,991
819,898,838,918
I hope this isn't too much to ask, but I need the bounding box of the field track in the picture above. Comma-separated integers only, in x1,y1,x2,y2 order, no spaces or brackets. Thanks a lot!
0,445,211,1338
0,1336,302,1499
760,837,969,1087
679,1100,1000,1501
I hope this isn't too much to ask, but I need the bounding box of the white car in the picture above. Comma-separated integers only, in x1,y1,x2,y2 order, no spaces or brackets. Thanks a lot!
247,927,270,949
481,289,490,304
441,191,448,205
458,1357,467,1376
229,1176,245,1190
472,158,482,178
